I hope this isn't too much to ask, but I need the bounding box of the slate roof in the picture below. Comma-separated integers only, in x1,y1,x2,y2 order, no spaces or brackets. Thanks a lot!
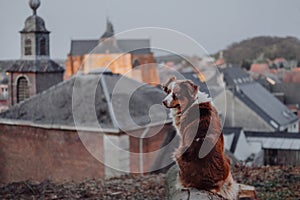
222,66,298,129
0,72,168,131
236,82,298,128
222,127,242,153
69,39,151,56
6,59,64,73
100,20,114,39
21,15,49,33
221,66,252,86
271,83,300,105
245,131,300,150
155,54,186,64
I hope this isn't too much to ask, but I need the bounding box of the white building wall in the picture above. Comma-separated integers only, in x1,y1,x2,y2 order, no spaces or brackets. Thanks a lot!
104,134,130,178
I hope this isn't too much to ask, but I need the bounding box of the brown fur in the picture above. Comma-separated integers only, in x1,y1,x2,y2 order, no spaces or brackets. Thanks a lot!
162,77,237,199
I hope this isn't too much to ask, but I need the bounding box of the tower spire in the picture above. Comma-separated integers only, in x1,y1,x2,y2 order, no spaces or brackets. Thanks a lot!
29,0,40,15
100,18,114,40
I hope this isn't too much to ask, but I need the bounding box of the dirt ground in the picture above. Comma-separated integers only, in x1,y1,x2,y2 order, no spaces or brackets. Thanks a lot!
0,165,299,200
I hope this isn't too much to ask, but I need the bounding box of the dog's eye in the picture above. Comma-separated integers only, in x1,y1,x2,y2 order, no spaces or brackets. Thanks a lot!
172,92,177,99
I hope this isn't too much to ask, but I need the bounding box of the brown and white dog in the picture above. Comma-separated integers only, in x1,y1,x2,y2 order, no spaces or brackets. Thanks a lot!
162,77,238,200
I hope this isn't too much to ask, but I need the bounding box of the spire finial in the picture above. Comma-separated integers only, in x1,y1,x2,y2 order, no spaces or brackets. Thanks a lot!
29,0,40,15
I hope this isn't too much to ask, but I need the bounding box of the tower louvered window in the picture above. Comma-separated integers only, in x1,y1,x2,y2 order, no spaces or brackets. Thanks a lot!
25,39,32,55
40,38,46,55
17,77,30,103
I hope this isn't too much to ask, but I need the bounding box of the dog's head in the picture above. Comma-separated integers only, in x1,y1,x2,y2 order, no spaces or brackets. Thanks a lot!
162,77,198,109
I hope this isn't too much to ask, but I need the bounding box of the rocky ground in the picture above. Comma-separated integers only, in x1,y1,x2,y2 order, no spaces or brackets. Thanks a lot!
0,166,299,200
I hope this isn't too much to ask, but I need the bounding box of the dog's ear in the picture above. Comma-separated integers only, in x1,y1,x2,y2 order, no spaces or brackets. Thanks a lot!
166,76,176,85
185,80,198,98
162,76,176,92
161,84,167,93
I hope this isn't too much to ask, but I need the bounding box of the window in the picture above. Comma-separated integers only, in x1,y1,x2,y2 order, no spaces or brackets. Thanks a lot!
17,77,30,103
24,39,32,56
40,38,46,55
132,59,140,69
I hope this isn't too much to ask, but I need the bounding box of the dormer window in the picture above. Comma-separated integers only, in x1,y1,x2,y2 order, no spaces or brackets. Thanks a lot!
24,39,32,55
40,38,46,55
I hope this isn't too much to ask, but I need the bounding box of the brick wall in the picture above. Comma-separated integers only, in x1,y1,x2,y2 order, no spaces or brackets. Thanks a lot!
0,122,172,183
129,124,172,173
0,123,104,183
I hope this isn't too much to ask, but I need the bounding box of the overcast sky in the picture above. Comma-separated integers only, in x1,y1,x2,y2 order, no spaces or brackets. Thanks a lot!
1,0,300,60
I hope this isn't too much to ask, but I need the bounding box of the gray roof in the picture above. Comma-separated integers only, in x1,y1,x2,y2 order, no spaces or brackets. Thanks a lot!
245,131,300,150
155,54,186,64
21,15,49,33
69,39,151,56
92,40,122,54
0,72,167,131
221,66,252,86
222,66,298,129
236,82,298,128
223,127,243,153
271,83,300,105
100,19,114,39
6,59,64,73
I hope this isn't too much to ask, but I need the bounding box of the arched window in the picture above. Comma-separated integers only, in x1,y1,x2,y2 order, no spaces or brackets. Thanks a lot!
17,77,30,103
40,38,46,55
24,39,32,56
132,59,140,69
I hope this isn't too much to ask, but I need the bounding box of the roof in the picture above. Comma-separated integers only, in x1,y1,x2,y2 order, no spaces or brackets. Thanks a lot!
271,83,300,105
250,63,269,74
222,66,298,128
223,127,242,153
155,54,186,64
221,66,252,86
21,15,49,33
100,19,114,39
181,72,224,98
245,131,300,150
236,82,298,127
6,59,64,73
0,72,168,131
69,39,151,56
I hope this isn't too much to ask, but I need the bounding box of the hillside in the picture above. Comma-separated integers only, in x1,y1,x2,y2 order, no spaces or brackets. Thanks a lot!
216,36,300,64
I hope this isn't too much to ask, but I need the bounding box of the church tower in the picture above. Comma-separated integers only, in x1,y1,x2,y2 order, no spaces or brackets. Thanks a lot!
7,0,64,106
21,0,50,60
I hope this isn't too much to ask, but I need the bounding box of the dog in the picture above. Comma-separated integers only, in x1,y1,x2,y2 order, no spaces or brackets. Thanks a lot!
162,77,238,200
